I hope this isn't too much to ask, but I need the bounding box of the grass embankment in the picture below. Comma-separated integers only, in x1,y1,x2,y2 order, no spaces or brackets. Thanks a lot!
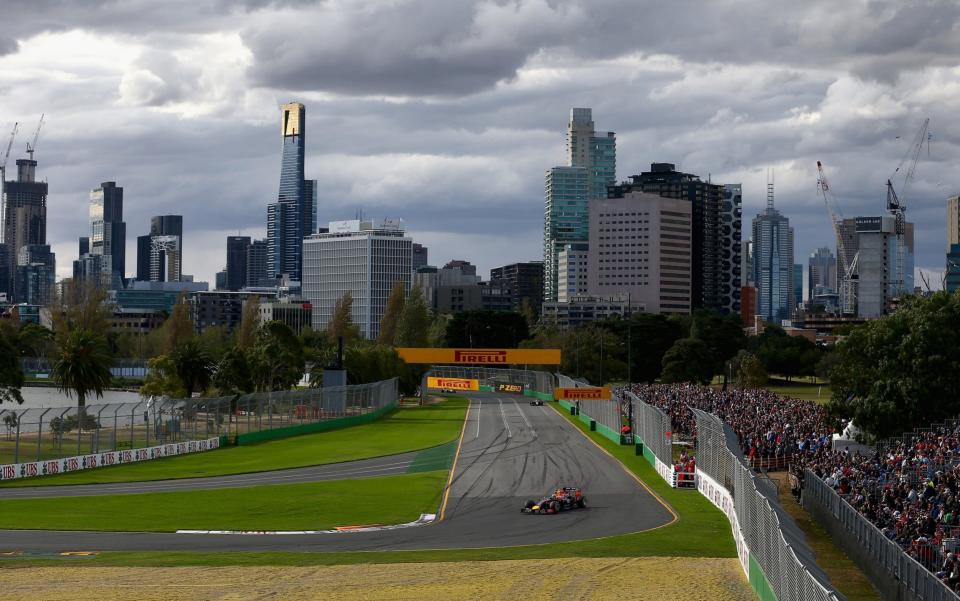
2,400,736,567
0,471,448,532
765,378,832,405
769,472,880,601
0,398,469,487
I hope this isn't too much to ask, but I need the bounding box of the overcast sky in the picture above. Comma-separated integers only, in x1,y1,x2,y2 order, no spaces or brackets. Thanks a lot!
1,0,958,292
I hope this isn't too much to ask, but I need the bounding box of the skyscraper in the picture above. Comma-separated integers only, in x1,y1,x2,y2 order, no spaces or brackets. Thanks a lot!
751,181,794,323
412,243,429,272
88,181,125,287
808,247,837,300
2,158,48,299
226,236,251,291
16,244,55,306
135,215,183,283
489,261,544,315
855,215,914,317
608,164,741,314
246,239,268,287
544,108,616,303
948,195,959,252
793,263,804,310
267,102,316,282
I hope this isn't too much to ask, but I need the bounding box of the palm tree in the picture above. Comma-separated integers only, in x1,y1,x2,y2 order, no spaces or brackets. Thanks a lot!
171,339,213,398
52,328,113,410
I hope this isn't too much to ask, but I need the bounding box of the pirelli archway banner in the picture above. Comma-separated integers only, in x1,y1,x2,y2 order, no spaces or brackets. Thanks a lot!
396,348,561,365
426,377,480,392
554,387,612,401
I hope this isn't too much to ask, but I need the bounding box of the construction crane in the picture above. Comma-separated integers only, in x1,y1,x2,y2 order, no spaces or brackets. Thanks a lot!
886,118,930,297
817,160,858,314
25,113,44,161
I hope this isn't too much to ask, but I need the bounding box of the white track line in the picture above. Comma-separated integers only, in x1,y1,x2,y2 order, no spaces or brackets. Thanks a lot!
514,402,534,433
475,399,482,439
498,399,512,438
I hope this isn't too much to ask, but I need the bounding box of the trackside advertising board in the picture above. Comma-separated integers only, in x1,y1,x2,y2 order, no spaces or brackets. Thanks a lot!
0,437,221,481
554,387,612,401
426,377,480,391
397,348,561,365
495,382,524,394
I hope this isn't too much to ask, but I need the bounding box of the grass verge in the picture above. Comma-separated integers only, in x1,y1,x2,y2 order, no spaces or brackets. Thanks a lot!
0,471,447,532
1,398,468,487
1,400,737,567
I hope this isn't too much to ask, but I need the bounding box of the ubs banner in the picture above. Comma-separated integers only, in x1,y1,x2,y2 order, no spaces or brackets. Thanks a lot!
554,387,612,401
426,377,480,392
0,437,221,481
397,348,561,365
495,382,525,394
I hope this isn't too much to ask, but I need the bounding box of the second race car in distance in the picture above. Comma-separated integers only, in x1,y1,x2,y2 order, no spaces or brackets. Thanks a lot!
521,487,586,514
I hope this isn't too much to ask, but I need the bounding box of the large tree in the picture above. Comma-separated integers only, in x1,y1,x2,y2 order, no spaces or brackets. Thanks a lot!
249,321,305,391
597,313,684,383
690,309,747,381
378,281,406,346
162,292,194,353
170,339,214,398
660,337,715,385
0,329,25,404
52,329,113,409
828,291,960,439
444,310,529,349
235,296,261,350
328,292,361,344
212,347,254,395
396,286,431,348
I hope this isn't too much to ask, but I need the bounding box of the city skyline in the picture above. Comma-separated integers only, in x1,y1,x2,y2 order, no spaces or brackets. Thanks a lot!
0,2,958,288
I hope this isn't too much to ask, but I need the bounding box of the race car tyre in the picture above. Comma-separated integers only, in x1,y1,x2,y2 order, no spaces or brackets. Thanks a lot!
578,499,586,508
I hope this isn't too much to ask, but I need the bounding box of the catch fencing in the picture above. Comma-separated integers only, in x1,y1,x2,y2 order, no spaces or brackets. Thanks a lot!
621,390,678,486
693,408,845,601
555,374,622,443
803,468,960,601
0,379,399,476
427,366,554,400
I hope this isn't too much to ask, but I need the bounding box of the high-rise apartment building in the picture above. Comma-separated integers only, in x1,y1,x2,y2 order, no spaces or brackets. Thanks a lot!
225,236,251,291
587,191,692,314
76,181,126,289
267,102,317,282
2,158,48,300
301,220,411,340
557,243,589,303
808,247,837,300
947,244,960,294
544,108,616,303
246,239,268,288
607,164,741,314
544,166,589,302
751,183,794,323
793,263,804,309
16,244,55,306
948,195,959,251
489,261,544,315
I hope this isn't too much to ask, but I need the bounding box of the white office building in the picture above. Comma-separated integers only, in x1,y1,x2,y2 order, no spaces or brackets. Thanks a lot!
557,243,589,303
302,220,412,339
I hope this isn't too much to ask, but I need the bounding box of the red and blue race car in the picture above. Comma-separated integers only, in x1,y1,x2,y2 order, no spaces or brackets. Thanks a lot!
521,487,586,514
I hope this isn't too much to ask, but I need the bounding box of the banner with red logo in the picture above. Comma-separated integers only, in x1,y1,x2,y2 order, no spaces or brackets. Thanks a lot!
397,348,561,365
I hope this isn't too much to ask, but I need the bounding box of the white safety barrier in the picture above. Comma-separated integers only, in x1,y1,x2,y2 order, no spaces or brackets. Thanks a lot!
0,437,221,481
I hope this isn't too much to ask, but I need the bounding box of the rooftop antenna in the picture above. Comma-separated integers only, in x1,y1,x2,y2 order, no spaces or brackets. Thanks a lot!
25,114,44,161
767,168,775,210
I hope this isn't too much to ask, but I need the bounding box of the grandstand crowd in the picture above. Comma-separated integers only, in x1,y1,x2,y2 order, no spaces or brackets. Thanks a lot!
616,382,960,591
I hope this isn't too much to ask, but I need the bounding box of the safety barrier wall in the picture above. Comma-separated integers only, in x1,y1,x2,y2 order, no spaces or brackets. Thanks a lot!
0,379,400,466
802,469,960,601
427,366,555,400
1,437,220,481
693,408,845,601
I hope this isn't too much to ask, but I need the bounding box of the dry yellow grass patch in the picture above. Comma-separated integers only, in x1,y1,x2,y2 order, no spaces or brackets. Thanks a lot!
1,557,752,601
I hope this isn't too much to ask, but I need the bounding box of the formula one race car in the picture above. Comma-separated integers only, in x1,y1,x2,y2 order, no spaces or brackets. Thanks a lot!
521,487,586,514
529,400,544,406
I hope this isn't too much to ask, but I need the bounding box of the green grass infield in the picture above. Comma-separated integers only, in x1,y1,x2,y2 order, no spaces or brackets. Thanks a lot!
0,398,469,487
1,399,736,566
0,470,448,532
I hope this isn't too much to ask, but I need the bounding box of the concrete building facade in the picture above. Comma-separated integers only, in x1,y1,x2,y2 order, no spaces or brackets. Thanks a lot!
557,243,589,304
587,191,692,314
302,220,411,340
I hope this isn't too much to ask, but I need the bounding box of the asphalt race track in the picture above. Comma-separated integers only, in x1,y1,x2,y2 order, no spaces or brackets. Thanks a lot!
0,394,675,552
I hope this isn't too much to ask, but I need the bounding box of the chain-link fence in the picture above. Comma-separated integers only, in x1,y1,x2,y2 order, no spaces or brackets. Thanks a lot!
0,379,398,466
427,366,554,398
693,408,845,601
622,390,672,469
555,373,624,436
803,469,960,601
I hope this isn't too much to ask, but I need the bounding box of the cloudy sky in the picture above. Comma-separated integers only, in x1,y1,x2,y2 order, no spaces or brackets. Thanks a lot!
1,0,958,292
